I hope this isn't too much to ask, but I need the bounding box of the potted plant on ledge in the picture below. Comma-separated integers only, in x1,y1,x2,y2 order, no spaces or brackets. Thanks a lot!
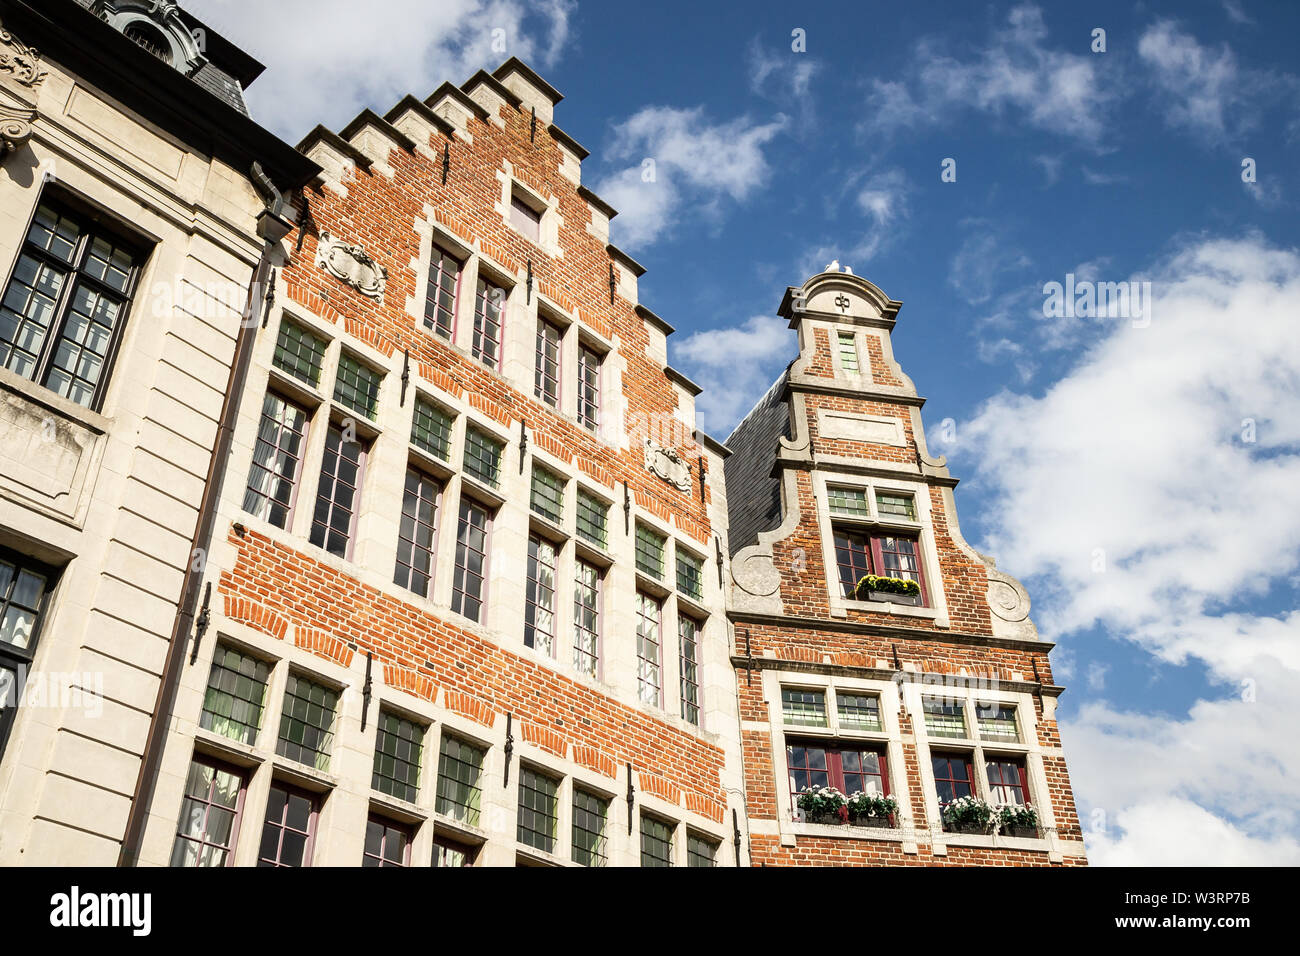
847,791,898,828
940,795,994,834
855,574,922,607
796,786,848,825
995,804,1039,838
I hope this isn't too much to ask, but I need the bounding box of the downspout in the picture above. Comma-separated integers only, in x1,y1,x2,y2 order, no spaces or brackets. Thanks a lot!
117,180,292,866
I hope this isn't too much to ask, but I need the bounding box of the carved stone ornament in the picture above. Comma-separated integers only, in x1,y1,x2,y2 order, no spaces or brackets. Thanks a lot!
643,438,691,492
315,231,387,301
0,21,47,153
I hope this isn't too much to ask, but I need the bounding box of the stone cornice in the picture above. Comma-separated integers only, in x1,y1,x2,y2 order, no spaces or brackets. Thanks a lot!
727,610,1054,654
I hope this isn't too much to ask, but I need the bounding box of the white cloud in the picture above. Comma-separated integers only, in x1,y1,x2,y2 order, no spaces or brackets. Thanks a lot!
749,38,819,105
593,107,786,248
952,234,1300,863
948,226,1032,305
674,315,792,434
1137,20,1297,143
863,4,1115,144
800,169,910,275
1084,799,1300,866
185,0,575,138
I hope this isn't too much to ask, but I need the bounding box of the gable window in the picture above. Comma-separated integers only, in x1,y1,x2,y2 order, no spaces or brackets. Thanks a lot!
257,784,317,867
517,767,559,853
687,833,719,868
277,674,338,772
510,191,542,242
787,741,889,806
0,551,54,758
412,397,454,461
875,491,916,520
635,525,666,580
0,199,142,409
833,528,927,605
781,688,828,728
362,816,411,867
463,426,504,488
333,352,381,420
534,317,562,407
529,466,564,524
922,697,967,739
931,752,975,811
393,467,439,597
273,318,327,388
309,423,366,559
573,560,601,677
170,757,245,867
679,616,701,726
436,735,485,826
572,787,609,867
837,692,882,731
372,711,423,804
676,547,704,601
577,345,601,431
524,534,557,655
986,758,1030,806
424,245,460,339
199,644,270,746
977,704,1020,742
635,592,662,708
837,332,859,373
828,486,869,517
472,277,504,370
575,490,608,549
451,498,490,622
639,814,674,867
242,392,308,529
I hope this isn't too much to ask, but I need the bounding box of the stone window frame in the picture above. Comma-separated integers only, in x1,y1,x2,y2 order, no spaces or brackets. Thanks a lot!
498,174,560,254
763,669,914,848
817,320,875,386
812,471,950,625
901,679,1060,853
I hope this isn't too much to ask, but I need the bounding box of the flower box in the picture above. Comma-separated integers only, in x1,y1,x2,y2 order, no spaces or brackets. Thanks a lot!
865,590,921,606
944,822,993,835
855,575,921,605
850,815,895,829
1002,825,1040,839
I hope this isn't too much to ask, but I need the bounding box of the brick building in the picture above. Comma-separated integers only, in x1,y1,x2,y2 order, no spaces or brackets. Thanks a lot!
0,1,1084,868
724,269,1087,865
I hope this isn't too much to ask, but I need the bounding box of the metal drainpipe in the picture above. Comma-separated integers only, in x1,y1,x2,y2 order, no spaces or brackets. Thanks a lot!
117,211,283,866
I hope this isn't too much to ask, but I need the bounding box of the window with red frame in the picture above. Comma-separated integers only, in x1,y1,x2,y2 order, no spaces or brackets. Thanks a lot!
985,758,1030,806
257,783,317,867
786,740,889,807
931,752,974,807
833,528,927,604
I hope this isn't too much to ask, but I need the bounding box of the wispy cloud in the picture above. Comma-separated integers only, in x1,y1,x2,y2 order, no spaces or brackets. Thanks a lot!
800,168,911,275
187,0,575,139
593,107,786,248
1137,20,1297,144
863,4,1117,145
674,315,793,434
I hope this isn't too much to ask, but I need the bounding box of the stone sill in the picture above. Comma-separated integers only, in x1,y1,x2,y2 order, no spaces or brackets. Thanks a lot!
0,366,110,433
843,598,937,620
791,821,908,842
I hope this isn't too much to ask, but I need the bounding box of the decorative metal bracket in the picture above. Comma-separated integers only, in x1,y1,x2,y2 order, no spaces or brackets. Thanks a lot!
188,582,211,664
626,762,635,834
530,106,537,142
360,652,373,732
518,418,528,474
504,713,515,786
260,267,276,328
623,482,631,536
732,808,742,867
441,142,450,185
715,535,725,589
400,349,410,407
608,263,616,304
698,455,708,504
742,628,753,687
892,643,902,671
525,259,533,304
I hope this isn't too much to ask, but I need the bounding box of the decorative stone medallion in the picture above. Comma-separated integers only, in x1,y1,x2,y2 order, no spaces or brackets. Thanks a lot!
643,438,691,492
315,232,386,301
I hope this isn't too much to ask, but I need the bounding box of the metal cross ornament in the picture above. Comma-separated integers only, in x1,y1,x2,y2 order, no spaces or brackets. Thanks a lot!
834,293,851,313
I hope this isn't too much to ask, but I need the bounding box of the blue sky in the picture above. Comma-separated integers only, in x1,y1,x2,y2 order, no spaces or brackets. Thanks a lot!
188,0,1300,864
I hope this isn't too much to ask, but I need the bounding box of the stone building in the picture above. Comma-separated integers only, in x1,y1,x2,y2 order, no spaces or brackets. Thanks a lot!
724,269,1087,865
0,0,315,865
0,1,1084,868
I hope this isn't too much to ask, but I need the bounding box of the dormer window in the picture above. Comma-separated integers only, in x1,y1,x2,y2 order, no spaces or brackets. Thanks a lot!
510,191,542,242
